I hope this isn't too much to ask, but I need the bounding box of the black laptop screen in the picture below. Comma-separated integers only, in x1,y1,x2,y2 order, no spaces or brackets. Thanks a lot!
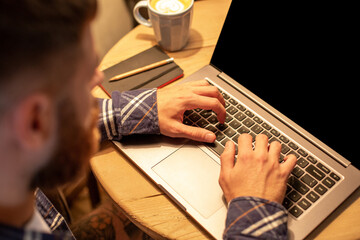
211,1,357,166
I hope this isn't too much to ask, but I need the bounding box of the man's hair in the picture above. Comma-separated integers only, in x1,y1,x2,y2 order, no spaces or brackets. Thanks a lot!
0,0,97,114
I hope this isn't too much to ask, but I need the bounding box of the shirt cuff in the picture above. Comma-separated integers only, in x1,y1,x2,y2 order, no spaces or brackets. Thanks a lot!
98,88,160,141
224,196,288,240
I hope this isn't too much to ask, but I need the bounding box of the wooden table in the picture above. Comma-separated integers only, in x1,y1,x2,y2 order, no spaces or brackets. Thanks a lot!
91,0,360,239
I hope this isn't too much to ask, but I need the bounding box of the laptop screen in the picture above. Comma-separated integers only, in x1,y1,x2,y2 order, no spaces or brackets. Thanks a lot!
211,1,357,167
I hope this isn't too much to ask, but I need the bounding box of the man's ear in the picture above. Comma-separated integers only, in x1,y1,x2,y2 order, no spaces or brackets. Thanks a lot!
11,94,55,151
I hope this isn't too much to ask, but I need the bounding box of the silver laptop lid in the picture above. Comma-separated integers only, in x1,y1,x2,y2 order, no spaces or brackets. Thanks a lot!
210,1,358,168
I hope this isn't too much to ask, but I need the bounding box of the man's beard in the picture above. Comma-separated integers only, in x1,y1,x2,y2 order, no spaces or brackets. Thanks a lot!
30,96,100,191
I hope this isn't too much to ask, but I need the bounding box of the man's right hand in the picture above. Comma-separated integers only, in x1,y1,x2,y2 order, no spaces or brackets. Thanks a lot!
157,80,226,143
219,134,297,204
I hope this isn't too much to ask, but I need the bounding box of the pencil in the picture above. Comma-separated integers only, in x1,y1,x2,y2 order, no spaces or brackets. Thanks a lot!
109,58,174,82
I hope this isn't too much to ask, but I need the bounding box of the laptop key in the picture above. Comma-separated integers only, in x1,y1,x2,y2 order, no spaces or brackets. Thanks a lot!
297,158,309,168
298,198,312,210
314,184,327,195
322,177,335,188
183,118,193,126
243,118,255,127
298,149,308,157
200,110,213,118
236,104,245,112
234,112,246,121
279,135,289,143
289,206,303,218
289,142,299,150
262,122,272,131
208,115,218,124
316,162,330,174
301,174,318,187
216,123,228,131
306,165,325,181
224,128,236,138
288,190,302,202
251,124,263,134
225,115,233,123
288,176,309,194
196,119,209,128
205,125,217,133
207,141,224,156
281,144,291,154
270,129,280,137
215,131,225,141
184,110,193,115
253,116,263,124
244,110,254,118
229,98,238,106
330,172,340,181
292,166,305,178
286,185,292,194
227,106,238,115
306,191,320,203
307,155,317,164
229,120,241,129
222,92,230,100
238,126,250,134
188,112,201,122
282,197,293,209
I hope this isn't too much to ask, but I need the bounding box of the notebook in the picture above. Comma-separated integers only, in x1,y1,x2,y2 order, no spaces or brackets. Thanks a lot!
114,1,360,239
100,46,183,96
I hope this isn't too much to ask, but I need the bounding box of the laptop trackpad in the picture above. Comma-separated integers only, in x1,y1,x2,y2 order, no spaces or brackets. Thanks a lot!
152,145,225,218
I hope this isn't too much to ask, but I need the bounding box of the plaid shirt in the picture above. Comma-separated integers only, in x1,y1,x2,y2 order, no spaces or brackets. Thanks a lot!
0,89,288,240
0,190,75,240
98,89,160,141
224,197,288,239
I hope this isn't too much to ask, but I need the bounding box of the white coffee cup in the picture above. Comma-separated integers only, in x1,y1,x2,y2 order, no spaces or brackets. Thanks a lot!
133,0,194,51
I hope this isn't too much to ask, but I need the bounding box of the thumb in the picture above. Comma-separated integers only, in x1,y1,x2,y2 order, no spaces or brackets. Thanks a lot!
176,123,216,143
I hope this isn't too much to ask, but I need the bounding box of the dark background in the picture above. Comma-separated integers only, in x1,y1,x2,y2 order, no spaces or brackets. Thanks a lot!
211,1,358,167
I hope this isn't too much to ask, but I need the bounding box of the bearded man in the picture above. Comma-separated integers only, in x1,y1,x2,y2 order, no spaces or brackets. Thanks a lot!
0,0,296,239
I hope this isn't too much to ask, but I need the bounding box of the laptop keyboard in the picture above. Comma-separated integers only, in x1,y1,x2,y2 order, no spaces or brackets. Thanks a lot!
183,82,341,219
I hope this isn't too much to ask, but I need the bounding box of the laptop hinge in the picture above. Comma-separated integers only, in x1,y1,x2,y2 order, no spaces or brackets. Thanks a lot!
217,71,230,82
217,72,350,168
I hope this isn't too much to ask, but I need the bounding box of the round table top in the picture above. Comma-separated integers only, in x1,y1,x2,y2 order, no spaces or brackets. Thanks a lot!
91,0,360,239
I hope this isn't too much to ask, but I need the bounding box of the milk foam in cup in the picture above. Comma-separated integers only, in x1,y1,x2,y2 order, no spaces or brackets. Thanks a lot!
151,0,191,14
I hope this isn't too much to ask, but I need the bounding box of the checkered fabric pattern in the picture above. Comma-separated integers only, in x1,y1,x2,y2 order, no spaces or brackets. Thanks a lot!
224,197,288,239
98,89,160,141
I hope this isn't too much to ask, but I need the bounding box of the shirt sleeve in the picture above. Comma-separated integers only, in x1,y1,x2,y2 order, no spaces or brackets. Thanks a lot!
223,196,288,240
98,88,160,142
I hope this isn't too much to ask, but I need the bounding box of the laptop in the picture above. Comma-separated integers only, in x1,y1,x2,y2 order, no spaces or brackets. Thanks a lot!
114,1,360,239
